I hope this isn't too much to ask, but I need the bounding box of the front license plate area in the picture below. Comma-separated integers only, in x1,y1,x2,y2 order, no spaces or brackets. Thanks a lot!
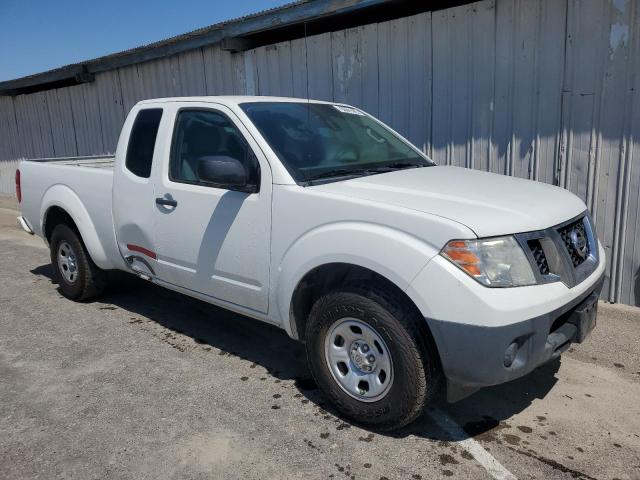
568,293,598,343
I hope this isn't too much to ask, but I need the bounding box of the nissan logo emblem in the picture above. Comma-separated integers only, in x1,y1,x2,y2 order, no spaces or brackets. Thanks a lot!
570,228,588,258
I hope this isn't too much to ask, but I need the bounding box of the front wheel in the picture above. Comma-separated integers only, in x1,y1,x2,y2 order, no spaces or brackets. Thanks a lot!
305,286,440,431
50,224,105,301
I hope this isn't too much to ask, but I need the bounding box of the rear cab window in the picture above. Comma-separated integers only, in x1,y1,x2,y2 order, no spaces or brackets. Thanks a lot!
125,108,163,178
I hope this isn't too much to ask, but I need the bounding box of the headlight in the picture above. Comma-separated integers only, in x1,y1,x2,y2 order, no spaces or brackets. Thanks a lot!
441,236,537,287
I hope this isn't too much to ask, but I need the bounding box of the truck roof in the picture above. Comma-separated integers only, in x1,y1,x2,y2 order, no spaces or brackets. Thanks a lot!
137,96,336,107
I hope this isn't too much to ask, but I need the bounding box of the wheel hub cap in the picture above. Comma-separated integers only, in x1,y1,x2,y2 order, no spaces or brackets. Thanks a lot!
324,318,394,402
349,342,376,373
57,241,78,284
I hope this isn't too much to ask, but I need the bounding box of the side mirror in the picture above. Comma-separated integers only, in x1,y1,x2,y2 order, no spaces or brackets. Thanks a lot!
197,155,252,191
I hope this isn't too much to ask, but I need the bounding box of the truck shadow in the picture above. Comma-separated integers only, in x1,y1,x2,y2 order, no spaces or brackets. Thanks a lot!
31,264,561,443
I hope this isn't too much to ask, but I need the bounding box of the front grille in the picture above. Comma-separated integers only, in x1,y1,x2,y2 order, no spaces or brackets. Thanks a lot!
557,218,590,267
517,214,597,288
527,239,550,275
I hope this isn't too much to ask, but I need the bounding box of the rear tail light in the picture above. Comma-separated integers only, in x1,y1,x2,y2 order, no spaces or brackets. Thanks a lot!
15,169,21,203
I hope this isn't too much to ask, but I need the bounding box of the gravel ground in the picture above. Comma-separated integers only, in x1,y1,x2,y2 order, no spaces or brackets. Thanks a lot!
1,196,639,480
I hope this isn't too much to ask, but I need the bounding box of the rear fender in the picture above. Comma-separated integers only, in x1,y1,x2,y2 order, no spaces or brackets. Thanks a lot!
41,184,114,269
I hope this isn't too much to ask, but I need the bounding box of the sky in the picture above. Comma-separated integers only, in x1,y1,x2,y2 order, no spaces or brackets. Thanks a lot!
0,0,288,82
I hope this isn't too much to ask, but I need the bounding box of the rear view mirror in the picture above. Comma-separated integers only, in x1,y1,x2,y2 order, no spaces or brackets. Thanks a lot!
197,155,254,192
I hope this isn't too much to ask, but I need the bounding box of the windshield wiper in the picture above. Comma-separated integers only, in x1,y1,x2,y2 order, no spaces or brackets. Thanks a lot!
303,162,429,185
366,161,428,172
304,168,370,184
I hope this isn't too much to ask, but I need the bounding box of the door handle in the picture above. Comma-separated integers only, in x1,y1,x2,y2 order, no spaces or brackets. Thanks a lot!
155,197,177,207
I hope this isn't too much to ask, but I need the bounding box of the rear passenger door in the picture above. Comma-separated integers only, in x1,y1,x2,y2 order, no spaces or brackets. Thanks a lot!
113,105,165,278
152,103,272,314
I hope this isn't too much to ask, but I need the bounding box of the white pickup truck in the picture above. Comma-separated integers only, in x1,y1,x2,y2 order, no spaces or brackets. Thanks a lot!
16,96,605,430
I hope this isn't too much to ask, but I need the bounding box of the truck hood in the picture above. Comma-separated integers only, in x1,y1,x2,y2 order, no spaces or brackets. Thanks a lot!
313,165,586,237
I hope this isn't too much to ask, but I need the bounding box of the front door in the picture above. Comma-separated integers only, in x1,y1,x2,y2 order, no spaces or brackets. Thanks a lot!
152,103,272,314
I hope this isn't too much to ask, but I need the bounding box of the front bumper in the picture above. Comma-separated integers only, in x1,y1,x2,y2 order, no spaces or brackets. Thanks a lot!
406,240,607,402
431,272,604,401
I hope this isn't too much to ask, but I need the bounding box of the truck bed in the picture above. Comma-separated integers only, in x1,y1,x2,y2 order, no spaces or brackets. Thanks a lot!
18,155,123,270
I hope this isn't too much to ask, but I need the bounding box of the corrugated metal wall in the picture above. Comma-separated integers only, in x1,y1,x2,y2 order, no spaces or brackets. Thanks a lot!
0,0,638,306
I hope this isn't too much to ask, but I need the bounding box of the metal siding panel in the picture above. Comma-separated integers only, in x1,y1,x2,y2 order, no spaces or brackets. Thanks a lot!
178,49,207,96
305,33,333,101
492,0,565,183
407,13,431,152
118,64,145,113
449,4,473,168
331,29,348,103
431,7,450,165
203,45,236,95
27,92,55,157
360,23,379,117
620,0,640,306
509,0,540,180
255,45,281,95
469,2,495,172
331,28,363,106
564,0,624,300
230,52,247,95
241,50,257,95
264,45,278,95
23,94,43,157
608,0,638,304
138,57,182,98
376,20,394,129
258,45,284,97
290,38,308,98
0,159,21,195
622,100,639,305
13,95,36,159
0,97,20,194
378,17,414,138
564,0,607,202
492,0,516,175
69,83,104,155
202,44,219,94
252,41,295,97
533,0,566,185
204,44,247,95
45,89,78,157
279,42,295,96
21,95,41,157
598,3,630,301
432,3,481,167
389,17,410,137
95,70,126,153
0,98,9,160
0,97,19,161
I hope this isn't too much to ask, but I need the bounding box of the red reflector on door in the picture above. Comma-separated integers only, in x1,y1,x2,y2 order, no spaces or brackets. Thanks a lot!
126,244,157,259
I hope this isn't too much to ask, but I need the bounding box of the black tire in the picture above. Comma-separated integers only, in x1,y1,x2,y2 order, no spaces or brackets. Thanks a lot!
50,224,106,301
305,285,441,431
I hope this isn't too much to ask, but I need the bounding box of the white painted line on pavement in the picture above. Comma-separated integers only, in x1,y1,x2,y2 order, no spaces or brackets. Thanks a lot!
429,408,517,480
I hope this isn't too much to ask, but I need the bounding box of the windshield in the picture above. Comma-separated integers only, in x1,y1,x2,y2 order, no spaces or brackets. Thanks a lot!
240,102,434,184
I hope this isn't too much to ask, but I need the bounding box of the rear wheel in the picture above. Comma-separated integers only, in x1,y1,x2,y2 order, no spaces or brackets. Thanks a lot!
305,285,440,431
50,224,105,301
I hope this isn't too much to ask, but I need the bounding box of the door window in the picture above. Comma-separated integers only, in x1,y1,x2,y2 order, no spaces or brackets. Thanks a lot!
125,108,163,178
169,109,259,187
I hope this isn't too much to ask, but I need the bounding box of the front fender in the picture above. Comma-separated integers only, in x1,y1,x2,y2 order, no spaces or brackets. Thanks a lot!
274,221,441,337
41,184,114,269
